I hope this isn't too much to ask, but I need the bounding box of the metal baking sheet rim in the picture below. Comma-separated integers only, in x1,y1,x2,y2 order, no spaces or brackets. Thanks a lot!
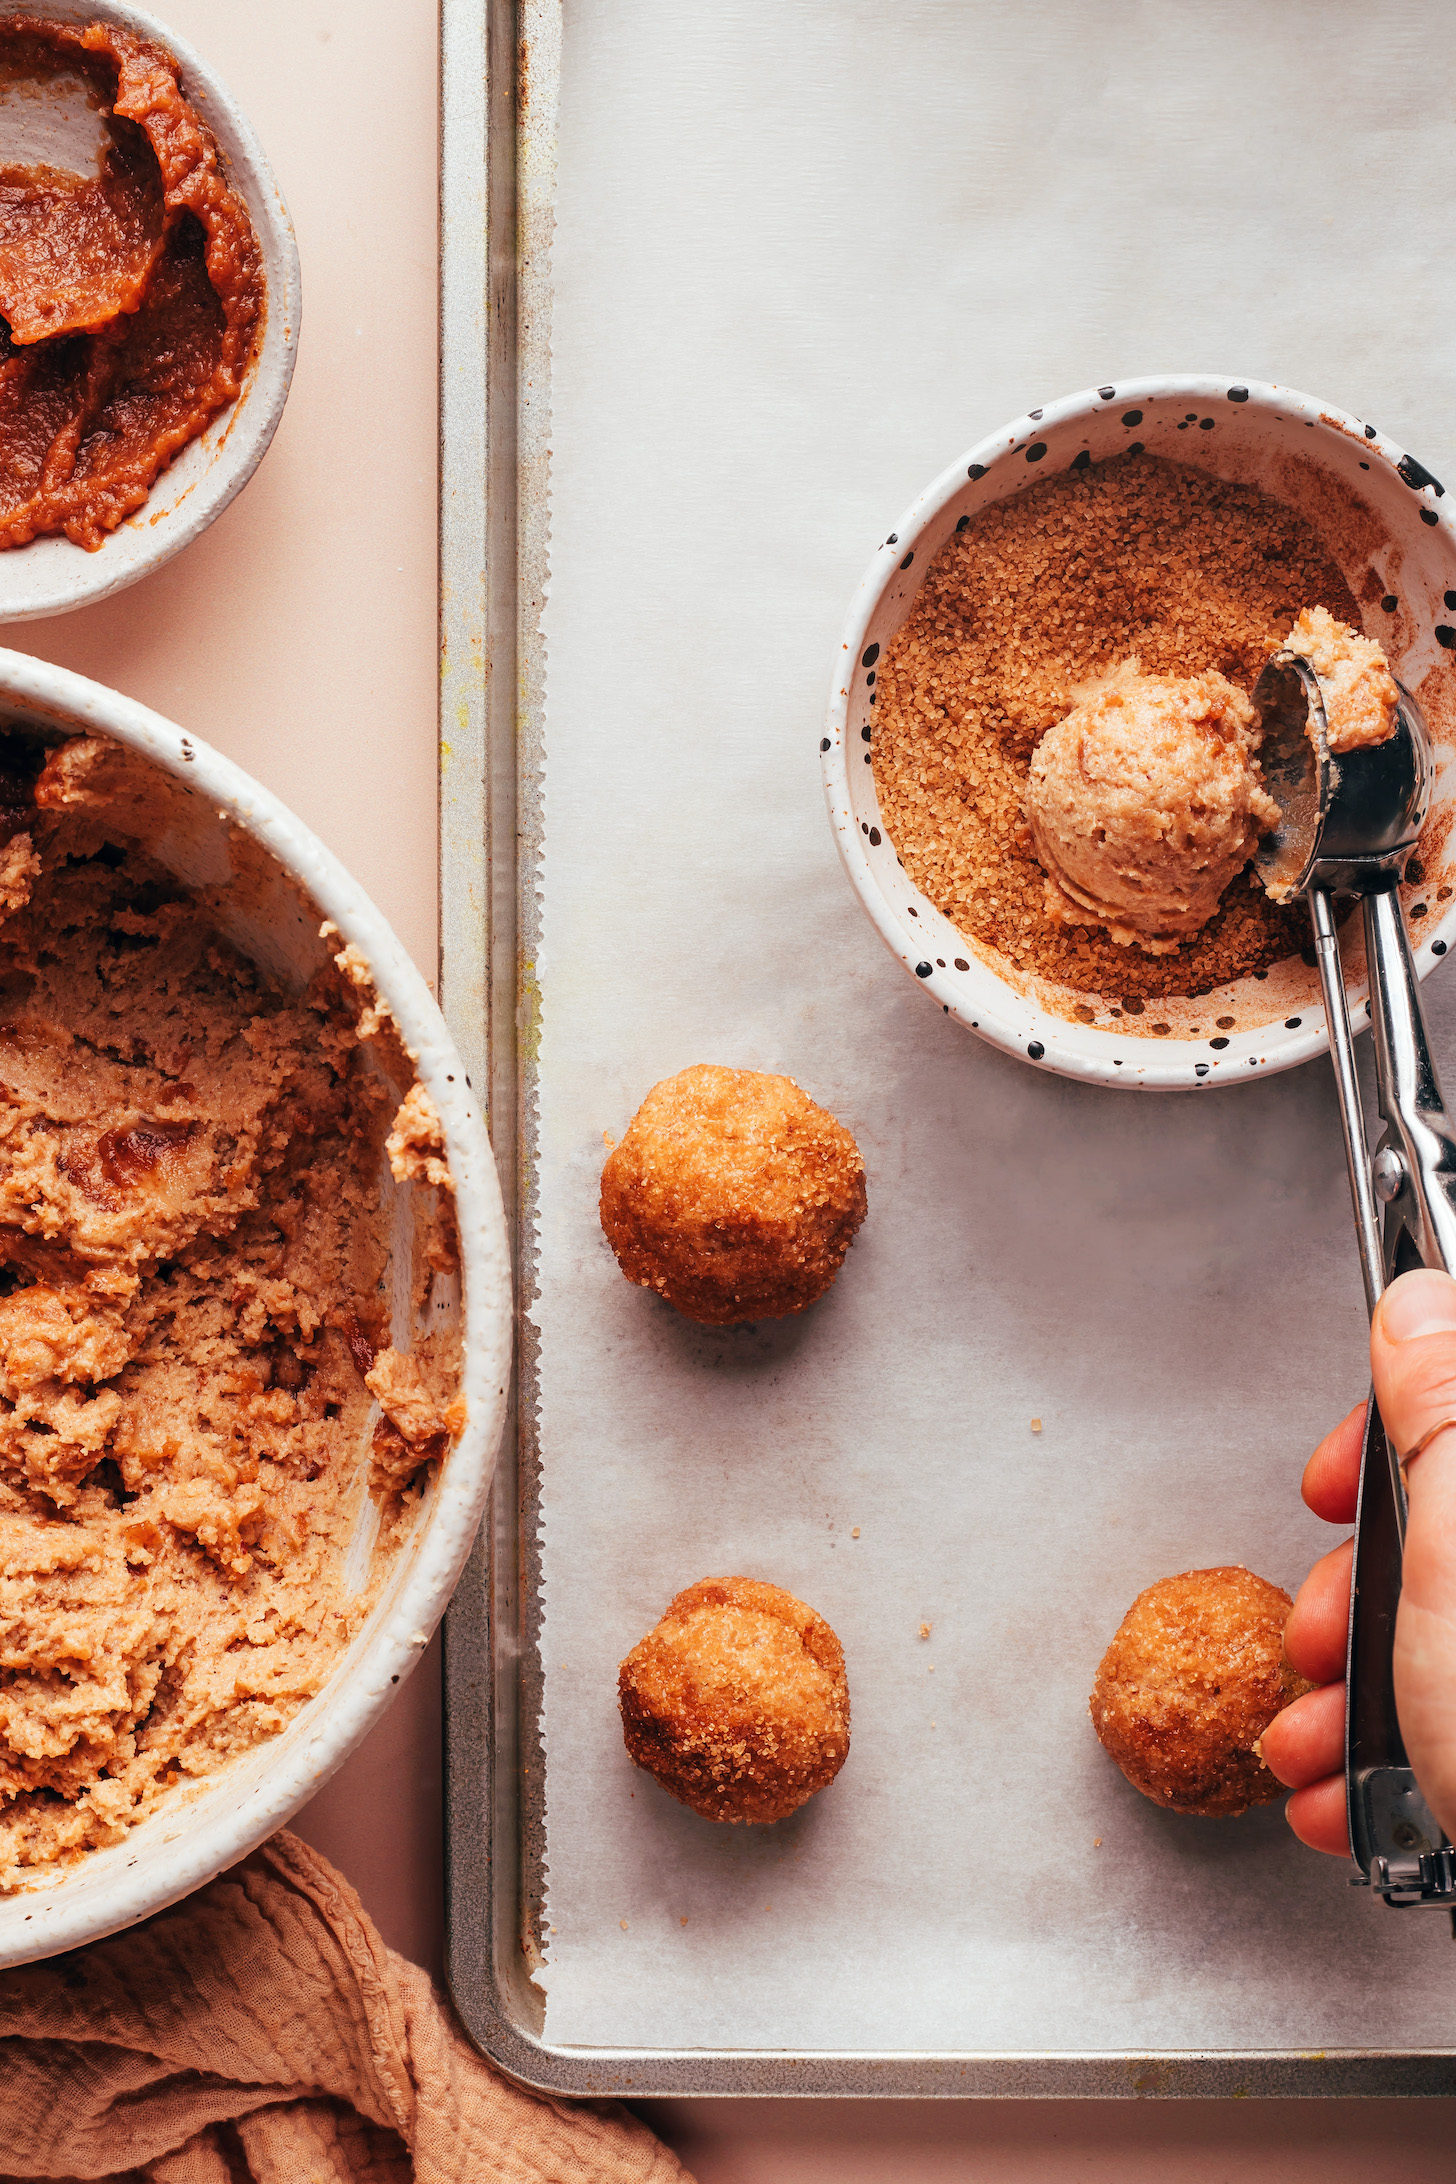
435,0,1456,2100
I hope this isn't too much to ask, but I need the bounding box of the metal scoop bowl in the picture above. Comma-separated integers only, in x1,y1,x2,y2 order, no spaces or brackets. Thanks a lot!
1252,650,1456,1910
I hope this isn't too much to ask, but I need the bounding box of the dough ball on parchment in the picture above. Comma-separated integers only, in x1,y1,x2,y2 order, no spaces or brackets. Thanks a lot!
618,1576,850,1824
599,1063,866,1325
1090,1566,1310,1817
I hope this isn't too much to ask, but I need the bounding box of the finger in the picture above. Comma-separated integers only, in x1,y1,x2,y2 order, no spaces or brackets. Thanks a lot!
1371,1270,1456,1843
1301,1401,1366,1524
1282,1538,1353,1685
1284,1773,1351,1857
1370,1269,1456,1469
1259,1681,1344,1789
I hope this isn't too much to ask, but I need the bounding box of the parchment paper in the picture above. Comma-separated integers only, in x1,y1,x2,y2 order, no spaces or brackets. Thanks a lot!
533,0,1456,2052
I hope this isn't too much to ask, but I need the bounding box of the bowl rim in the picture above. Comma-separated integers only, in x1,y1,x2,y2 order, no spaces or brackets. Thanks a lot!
822,372,1456,1092
0,0,302,623
0,647,512,1964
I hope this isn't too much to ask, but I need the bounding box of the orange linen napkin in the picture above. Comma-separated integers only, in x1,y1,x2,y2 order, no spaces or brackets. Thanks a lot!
0,1829,690,2184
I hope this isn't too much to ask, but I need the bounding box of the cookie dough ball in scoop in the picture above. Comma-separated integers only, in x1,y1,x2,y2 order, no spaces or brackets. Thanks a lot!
1090,1566,1309,1817
1027,664,1279,953
600,1064,866,1325
1283,604,1400,754
619,1576,850,1823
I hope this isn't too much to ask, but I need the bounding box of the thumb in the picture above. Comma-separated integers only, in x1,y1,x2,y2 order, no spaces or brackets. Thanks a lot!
1370,1268,1456,1844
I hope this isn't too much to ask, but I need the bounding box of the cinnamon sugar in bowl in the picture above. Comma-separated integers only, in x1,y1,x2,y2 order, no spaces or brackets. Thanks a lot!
823,377,1456,1090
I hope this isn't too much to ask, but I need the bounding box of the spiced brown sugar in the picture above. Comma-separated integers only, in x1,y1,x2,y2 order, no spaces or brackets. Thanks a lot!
870,452,1366,1009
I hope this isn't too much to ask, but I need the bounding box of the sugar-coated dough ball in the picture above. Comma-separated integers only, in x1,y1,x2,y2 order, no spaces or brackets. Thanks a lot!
1090,1566,1310,1817
1027,662,1278,953
599,1063,867,1325
618,1576,850,1824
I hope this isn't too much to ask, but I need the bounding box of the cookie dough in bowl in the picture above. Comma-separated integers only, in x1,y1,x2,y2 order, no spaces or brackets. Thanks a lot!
0,649,510,1966
824,376,1456,1091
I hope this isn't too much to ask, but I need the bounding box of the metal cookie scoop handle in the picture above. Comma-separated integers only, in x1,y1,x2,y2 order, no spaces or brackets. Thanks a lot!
1252,650,1456,1910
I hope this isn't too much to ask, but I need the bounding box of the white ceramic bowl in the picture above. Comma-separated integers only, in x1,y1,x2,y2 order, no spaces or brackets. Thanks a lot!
0,649,511,1965
824,375,1456,1090
0,1,300,622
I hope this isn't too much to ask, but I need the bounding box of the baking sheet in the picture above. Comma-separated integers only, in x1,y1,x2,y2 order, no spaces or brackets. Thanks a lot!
512,0,1456,2066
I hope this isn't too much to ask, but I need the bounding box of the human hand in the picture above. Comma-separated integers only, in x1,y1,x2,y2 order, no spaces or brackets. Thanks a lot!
1260,1267,1456,1855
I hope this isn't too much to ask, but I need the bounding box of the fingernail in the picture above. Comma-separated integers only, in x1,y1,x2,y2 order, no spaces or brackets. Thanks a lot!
1379,1269,1456,1343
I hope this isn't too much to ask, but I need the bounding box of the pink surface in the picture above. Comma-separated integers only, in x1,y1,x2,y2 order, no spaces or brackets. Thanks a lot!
8,1,1453,2173
647,2100,1456,2180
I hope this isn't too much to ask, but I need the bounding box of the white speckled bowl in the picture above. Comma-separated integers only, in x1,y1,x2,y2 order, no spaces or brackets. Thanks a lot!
824,375,1456,1090
0,651,511,1965
0,0,301,622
